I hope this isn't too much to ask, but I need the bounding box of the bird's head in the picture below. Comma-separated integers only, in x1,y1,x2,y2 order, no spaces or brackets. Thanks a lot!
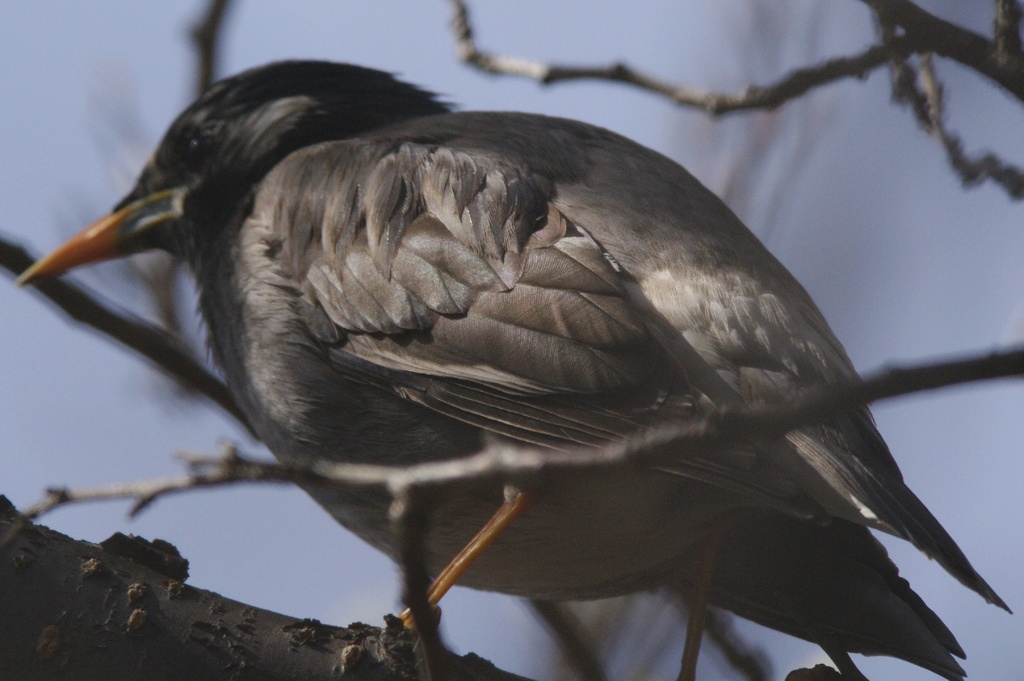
18,60,448,283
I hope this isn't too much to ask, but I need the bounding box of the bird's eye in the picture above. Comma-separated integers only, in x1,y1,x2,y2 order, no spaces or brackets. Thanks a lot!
168,121,215,169
183,133,211,165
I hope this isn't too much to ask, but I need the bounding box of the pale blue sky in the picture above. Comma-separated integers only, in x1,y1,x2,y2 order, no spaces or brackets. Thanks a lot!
2,2,1021,679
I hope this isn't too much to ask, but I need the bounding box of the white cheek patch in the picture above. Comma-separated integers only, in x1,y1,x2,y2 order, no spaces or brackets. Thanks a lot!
247,95,317,128
239,96,318,148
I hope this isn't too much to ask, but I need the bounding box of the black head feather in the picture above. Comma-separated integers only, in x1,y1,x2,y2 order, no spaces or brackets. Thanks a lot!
120,61,450,260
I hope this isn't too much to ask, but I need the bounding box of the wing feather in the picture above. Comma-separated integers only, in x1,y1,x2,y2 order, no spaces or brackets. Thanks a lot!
255,137,819,513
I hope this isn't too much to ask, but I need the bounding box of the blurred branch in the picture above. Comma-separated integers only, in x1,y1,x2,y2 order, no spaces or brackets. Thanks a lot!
129,0,238,393
391,491,450,681
190,0,235,94
132,254,188,339
0,235,255,437
995,0,1024,62
529,601,609,681
703,608,771,681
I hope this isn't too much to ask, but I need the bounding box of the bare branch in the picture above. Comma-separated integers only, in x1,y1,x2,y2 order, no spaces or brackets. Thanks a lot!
881,23,1024,200
13,346,1024,535
995,0,1024,63
190,0,235,94
451,0,1024,199
862,0,1024,103
448,0,904,116
918,53,1024,196
0,236,255,436
128,0,239,346
752,345,1024,430
134,255,186,339
10,445,263,528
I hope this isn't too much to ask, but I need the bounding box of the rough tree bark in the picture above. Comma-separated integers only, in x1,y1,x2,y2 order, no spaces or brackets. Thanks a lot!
0,496,527,681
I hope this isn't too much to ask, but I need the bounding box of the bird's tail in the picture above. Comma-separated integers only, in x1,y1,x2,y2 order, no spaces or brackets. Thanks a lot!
676,510,970,680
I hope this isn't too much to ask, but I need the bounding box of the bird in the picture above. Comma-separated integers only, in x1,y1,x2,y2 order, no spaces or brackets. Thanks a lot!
18,60,1007,680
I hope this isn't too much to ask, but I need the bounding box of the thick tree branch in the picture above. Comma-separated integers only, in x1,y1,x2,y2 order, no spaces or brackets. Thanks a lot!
0,497,527,681
785,666,844,681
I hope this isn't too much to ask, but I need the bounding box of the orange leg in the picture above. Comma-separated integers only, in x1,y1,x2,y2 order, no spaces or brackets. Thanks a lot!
677,525,726,681
399,489,535,627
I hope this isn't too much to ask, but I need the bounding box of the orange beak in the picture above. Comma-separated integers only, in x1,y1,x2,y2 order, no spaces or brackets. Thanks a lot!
17,188,184,286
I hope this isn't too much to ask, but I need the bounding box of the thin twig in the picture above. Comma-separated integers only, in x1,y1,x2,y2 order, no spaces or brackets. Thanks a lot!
449,0,905,116
13,444,269,525
0,236,255,436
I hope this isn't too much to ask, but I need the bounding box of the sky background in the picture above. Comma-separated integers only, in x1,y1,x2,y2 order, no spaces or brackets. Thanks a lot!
2,2,1022,680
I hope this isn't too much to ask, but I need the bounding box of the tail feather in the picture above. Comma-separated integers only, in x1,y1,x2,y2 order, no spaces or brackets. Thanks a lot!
797,410,1009,612
689,510,969,680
